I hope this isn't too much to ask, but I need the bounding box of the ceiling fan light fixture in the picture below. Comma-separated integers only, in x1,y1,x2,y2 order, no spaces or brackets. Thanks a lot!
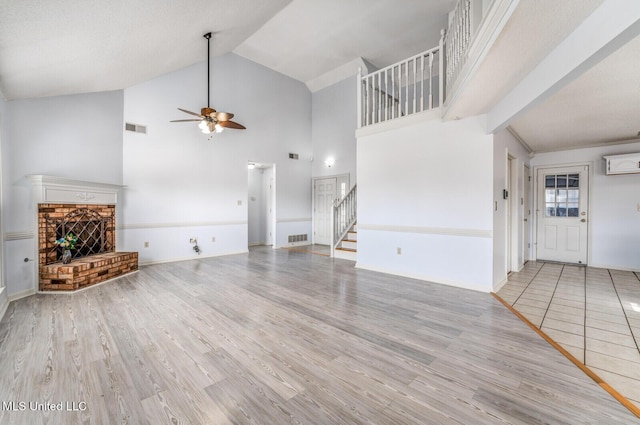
169,31,246,136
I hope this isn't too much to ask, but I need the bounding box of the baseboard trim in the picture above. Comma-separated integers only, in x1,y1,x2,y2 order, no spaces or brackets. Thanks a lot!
8,288,37,302
0,287,8,322
138,250,249,266
354,263,491,293
493,276,509,292
587,263,640,273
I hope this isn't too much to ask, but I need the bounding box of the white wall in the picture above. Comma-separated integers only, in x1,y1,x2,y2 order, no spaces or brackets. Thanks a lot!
311,76,357,184
531,142,640,271
493,129,531,290
0,96,7,318
122,53,312,263
356,113,495,292
2,91,124,298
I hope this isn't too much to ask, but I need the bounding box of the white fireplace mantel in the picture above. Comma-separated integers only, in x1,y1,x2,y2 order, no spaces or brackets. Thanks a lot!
28,175,125,205
26,175,127,295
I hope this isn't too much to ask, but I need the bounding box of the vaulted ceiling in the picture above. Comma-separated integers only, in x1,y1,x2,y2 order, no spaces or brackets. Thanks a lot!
1,0,639,153
0,0,454,100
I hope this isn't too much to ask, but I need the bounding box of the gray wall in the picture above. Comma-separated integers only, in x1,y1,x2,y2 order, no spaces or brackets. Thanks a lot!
311,76,357,184
121,53,313,262
1,90,123,298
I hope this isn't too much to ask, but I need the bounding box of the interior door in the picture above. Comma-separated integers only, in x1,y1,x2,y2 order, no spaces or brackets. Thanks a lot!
313,177,337,245
523,164,531,261
536,165,589,264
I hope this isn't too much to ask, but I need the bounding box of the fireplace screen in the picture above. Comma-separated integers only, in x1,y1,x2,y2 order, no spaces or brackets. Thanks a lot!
42,206,115,264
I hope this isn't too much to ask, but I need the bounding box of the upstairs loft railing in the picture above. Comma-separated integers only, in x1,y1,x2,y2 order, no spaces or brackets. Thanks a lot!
358,31,445,128
445,0,472,93
331,184,357,255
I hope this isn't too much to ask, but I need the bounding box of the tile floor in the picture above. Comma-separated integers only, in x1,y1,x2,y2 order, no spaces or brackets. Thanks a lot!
498,261,640,408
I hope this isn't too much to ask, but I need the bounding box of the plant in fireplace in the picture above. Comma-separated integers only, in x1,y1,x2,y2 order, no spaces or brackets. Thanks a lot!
55,232,78,264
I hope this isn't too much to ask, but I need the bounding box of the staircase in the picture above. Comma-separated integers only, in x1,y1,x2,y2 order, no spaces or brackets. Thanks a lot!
334,224,357,261
332,185,357,261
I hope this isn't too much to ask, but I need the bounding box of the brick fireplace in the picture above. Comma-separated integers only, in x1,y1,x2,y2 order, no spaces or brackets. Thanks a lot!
29,175,138,292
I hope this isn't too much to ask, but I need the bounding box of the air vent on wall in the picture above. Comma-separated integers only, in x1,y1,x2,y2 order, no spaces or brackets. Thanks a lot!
125,122,147,134
288,234,308,243
289,153,299,160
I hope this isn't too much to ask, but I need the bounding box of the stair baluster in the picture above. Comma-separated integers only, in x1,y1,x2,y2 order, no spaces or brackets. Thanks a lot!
331,184,357,258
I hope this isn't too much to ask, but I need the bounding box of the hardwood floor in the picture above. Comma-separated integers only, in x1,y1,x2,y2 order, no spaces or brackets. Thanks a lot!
0,248,638,424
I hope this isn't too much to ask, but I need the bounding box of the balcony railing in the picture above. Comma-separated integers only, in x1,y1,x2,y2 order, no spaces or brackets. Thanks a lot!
357,31,445,128
445,0,472,93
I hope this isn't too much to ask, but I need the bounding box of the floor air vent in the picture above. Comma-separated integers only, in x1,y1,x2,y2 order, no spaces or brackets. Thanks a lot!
288,234,308,243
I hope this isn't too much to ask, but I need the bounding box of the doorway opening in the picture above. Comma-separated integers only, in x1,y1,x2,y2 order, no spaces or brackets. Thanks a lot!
248,162,275,248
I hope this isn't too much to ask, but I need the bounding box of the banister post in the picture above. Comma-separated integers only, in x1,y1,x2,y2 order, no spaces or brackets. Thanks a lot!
356,67,363,129
439,29,445,107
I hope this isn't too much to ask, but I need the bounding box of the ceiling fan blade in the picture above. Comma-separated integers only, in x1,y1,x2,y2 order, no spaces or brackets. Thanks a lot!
219,120,246,130
178,108,204,118
215,111,235,121
170,119,202,122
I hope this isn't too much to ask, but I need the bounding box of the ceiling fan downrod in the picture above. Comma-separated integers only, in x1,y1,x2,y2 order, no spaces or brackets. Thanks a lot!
204,32,211,109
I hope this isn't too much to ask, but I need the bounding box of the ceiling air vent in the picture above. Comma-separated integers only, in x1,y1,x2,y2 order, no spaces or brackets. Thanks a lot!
289,153,299,160
125,123,147,134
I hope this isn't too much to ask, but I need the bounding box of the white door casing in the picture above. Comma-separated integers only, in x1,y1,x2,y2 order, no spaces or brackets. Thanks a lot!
313,177,337,245
536,165,589,264
523,164,531,261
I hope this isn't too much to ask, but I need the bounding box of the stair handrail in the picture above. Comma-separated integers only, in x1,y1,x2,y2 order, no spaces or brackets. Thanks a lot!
331,184,357,257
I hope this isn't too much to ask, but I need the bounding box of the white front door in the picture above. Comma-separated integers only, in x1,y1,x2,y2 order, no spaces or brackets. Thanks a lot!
313,177,337,245
536,165,589,264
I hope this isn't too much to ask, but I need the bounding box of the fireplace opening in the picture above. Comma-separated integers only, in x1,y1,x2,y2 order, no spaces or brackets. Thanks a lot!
41,205,115,265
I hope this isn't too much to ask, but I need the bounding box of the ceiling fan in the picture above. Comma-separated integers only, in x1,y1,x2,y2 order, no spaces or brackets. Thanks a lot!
170,32,246,135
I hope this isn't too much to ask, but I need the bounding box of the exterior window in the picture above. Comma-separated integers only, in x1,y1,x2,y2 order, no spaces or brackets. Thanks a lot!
545,174,579,217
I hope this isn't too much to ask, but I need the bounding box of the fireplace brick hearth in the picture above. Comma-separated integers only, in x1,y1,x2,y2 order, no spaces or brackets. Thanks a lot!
37,202,138,291
40,252,138,291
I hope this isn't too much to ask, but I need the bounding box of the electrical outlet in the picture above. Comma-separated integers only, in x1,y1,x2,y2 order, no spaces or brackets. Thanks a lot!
237,200,242,206
211,236,216,242
637,203,640,212
397,247,402,255
144,241,149,248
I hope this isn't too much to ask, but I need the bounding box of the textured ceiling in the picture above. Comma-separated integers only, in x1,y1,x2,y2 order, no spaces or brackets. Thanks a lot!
2,0,638,153
233,0,453,83
0,0,294,100
510,34,640,152
0,0,455,100
445,0,604,119
445,0,640,153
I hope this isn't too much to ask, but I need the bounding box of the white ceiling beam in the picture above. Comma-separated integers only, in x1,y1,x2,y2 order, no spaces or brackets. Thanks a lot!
486,0,640,134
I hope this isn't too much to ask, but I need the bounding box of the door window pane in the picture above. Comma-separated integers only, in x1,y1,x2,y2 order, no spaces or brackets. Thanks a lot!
544,173,580,217
545,176,555,188
545,190,556,202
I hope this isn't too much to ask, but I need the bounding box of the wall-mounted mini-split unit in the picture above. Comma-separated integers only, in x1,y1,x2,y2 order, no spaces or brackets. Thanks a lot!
125,122,147,134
